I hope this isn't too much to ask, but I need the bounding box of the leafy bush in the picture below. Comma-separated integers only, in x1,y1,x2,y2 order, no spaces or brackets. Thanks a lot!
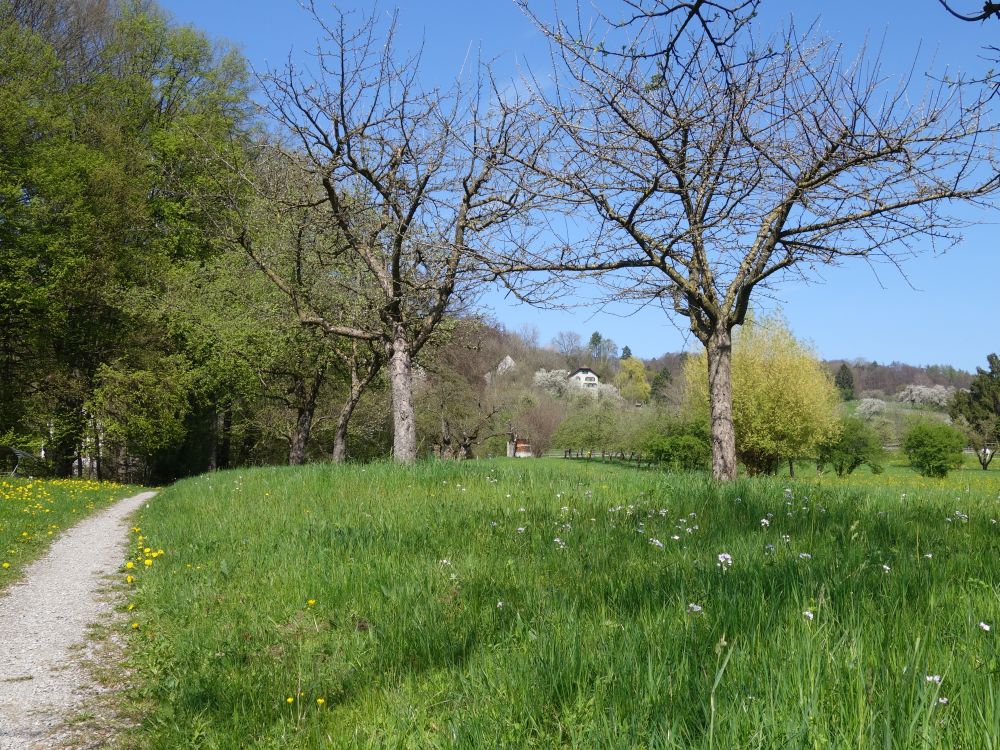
647,434,710,471
817,417,885,476
902,421,965,478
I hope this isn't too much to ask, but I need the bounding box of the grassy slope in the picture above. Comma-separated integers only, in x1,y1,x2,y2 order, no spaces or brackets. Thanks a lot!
0,478,136,589
123,461,1000,749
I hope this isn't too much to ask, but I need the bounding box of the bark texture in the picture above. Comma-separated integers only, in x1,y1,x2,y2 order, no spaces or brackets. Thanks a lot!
706,327,737,481
389,334,416,462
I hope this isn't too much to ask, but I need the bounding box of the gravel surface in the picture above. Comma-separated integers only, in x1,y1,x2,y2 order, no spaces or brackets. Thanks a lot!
0,490,157,750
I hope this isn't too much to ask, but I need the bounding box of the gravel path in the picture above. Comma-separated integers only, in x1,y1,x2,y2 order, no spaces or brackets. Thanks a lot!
0,490,157,750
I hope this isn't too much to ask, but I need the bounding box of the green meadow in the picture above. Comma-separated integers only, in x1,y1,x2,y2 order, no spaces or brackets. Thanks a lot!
121,460,1000,748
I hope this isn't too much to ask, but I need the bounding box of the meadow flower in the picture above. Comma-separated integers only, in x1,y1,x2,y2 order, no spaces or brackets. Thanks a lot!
803,610,814,620
516,527,526,533
926,675,942,684
717,552,733,570
649,538,664,549
497,601,504,608
882,564,891,573
553,537,567,549
760,518,770,529
979,621,991,632
307,599,316,607
781,534,791,544
671,535,680,541
286,697,294,704
938,697,949,705
316,698,325,706
687,603,703,613
798,553,812,560
440,559,451,566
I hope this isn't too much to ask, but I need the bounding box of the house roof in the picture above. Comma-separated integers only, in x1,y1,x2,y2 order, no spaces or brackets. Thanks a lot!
568,367,598,378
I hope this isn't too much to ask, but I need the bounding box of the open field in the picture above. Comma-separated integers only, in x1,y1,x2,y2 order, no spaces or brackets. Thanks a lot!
0,478,135,589
122,461,1000,748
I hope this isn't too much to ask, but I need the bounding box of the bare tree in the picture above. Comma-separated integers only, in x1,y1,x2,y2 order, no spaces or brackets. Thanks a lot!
497,17,1000,479
255,4,538,461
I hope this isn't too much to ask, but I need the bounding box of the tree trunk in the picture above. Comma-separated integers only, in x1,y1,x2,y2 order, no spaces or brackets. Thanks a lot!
389,331,417,462
288,407,313,466
94,432,102,481
331,388,362,463
706,326,738,481
210,407,233,471
288,371,325,466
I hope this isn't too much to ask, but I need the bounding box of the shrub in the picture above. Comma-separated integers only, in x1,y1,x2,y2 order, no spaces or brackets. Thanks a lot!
647,434,711,471
902,421,965,478
817,417,885,476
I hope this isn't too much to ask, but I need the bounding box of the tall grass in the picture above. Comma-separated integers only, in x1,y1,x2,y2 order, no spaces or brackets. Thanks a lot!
0,477,133,588
123,461,1000,748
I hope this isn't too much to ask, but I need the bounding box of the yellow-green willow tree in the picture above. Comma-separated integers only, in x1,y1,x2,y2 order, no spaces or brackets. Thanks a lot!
684,317,840,475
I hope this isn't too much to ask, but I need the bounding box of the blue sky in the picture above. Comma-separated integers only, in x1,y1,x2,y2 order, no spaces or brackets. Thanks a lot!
159,0,999,370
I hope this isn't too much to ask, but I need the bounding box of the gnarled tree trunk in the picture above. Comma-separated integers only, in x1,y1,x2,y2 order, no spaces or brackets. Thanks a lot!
706,326,737,481
389,330,416,462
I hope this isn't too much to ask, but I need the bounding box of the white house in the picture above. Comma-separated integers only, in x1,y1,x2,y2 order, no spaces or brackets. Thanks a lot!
568,367,600,389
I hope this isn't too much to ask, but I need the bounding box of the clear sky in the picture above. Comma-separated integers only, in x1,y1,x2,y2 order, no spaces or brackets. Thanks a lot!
157,0,999,371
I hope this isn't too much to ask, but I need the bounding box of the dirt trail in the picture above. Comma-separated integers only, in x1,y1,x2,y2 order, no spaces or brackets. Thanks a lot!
0,490,156,750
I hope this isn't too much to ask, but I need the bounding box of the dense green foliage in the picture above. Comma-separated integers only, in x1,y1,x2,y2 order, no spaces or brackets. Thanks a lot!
0,1,251,480
903,422,966,478
817,416,886,476
122,460,1000,748
835,363,855,400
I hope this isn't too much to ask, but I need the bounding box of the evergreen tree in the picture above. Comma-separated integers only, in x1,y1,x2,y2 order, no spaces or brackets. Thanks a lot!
950,353,1000,469
835,363,855,400
621,345,633,359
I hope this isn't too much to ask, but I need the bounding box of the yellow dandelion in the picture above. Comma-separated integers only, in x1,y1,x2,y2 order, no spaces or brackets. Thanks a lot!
316,697,325,706
144,559,152,567
125,561,134,569
131,622,139,630
286,696,294,704
126,575,134,584
1,562,9,570
307,599,316,607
